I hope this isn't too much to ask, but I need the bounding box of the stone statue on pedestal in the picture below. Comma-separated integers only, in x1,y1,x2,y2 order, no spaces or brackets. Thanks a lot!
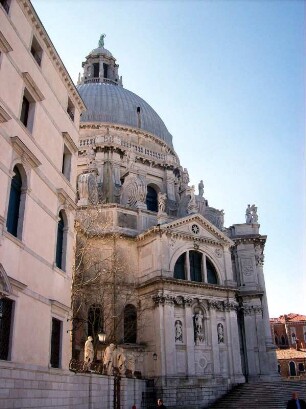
198,180,204,197
84,336,94,369
158,192,167,214
103,343,116,375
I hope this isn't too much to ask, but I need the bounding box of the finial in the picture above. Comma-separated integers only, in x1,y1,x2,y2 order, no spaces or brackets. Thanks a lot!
98,33,106,48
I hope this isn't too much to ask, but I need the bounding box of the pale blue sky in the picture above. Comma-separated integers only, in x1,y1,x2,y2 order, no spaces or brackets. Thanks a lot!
32,0,305,317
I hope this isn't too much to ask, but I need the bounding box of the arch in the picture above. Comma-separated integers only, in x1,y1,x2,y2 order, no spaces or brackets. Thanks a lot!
6,165,27,238
174,253,186,280
206,257,218,284
124,304,137,343
55,210,68,271
146,185,158,212
87,304,103,339
289,361,296,376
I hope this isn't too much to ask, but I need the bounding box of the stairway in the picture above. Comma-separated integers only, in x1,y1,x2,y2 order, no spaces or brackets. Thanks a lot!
209,379,306,408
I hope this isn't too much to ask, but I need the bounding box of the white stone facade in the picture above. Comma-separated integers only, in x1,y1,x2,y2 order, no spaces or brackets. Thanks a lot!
0,0,84,398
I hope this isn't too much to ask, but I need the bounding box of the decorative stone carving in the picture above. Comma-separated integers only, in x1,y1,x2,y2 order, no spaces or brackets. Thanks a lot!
120,173,147,209
187,185,198,214
216,209,224,230
242,305,263,316
241,258,254,276
180,167,190,191
215,248,222,258
246,204,259,224
175,319,183,343
193,309,204,344
217,323,224,344
207,300,224,311
158,192,167,214
77,173,98,205
84,336,94,369
198,180,204,197
103,343,116,375
255,244,264,266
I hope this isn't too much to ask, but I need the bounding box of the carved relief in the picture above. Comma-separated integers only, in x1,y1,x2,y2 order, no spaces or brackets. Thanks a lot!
120,173,147,209
240,258,254,276
215,248,222,258
255,245,264,266
77,172,98,205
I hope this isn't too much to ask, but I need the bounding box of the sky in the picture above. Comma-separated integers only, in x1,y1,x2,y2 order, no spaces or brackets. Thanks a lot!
31,0,305,317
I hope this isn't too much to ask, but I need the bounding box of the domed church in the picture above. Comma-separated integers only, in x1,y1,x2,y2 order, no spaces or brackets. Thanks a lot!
74,36,278,406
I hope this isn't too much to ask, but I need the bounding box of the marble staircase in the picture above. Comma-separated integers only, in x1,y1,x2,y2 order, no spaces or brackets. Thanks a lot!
208,379,306,408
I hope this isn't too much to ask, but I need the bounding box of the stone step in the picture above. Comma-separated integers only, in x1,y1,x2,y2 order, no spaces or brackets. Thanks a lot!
209,380,306,409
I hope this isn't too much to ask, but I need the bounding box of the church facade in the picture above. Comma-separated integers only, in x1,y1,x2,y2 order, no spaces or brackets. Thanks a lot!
74,38,278,406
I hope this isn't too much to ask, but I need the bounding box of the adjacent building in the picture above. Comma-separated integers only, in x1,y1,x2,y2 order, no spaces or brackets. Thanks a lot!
270,313,306,378
0,0,84,395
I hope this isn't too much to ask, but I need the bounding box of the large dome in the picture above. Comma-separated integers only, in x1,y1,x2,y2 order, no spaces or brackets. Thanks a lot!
77,83,173,148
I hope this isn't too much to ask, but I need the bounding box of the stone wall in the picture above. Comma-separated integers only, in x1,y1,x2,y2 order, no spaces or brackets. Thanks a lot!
0,361,146,409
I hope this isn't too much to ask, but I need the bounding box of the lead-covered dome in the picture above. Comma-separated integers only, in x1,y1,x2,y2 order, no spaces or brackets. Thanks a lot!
78,83,173,148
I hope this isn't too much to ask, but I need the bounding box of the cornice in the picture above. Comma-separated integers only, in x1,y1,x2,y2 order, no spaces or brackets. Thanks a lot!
22,72,45,101
17,0,86,112
62,132,78,153
138,276,237,294
231,235,267,246
57,188,77,211
0,105,11,123
0,30,13,53
10,136,41,168
79,122,178,158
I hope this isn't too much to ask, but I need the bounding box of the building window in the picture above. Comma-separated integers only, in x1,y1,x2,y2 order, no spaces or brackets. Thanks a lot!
289,361,296,377
88,305,103,340
93,62,99,78
50,318,62,368
67,97,75,122
30,36,43,66
146,186,158,212
298,363,305,373
124,304,137,343
0,0,10,13
173,251,219,284
174,253,186,280
20,89,35,132
206,258,218,284
291,332,296,345
55,211,65,270
62,144,72,181
0,298,13,360
103,63,108,78
6,165,27,239
189,250,202,282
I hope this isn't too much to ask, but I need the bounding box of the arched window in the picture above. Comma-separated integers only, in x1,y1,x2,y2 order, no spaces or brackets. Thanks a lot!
189,251,202,282
206,258,218,284
124,304,137,343
6,166,23,237
146,186,158,212
289,361,296,376
174,253,186,280
55,211,65,270
173,251,219,284
87,305,103,339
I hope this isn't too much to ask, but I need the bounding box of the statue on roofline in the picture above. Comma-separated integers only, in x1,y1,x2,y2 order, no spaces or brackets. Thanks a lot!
98,33,106,48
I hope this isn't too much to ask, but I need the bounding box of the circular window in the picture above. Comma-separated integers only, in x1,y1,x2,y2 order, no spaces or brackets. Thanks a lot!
191,224,200,234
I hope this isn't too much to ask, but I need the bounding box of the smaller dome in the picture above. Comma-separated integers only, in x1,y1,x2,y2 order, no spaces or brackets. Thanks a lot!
89,47,113,58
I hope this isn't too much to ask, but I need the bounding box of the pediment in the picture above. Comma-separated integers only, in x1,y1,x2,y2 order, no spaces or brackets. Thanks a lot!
159,214,233,246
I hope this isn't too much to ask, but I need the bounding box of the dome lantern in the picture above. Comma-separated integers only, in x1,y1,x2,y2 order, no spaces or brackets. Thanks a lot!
78,34,122,87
